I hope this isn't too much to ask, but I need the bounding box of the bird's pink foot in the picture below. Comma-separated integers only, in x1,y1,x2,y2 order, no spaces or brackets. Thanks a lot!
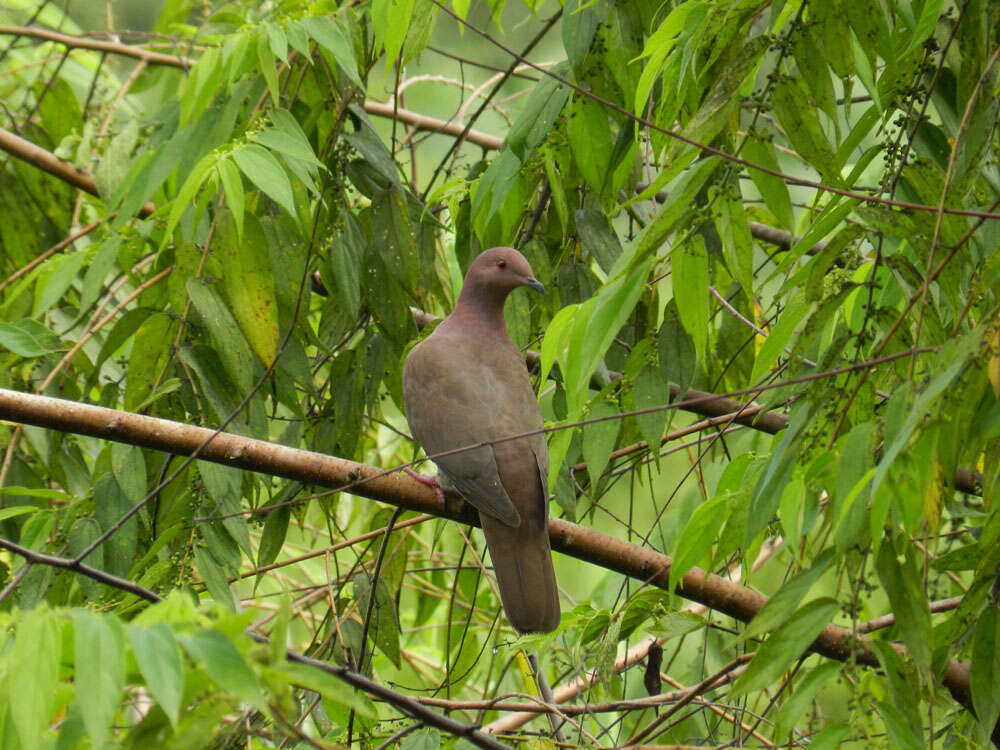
403,467,447,509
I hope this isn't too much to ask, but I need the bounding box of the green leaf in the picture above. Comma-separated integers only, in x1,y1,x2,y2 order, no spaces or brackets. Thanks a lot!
328,208,364,318
750,297,814,383
127,624,185,727
658,308,696,398
772,76,838,184
93,473,138,578
772,662,841,740
181,629,265,709
94,120,140,200
252,110,324,169
124,313,175,412
198,460,252,560
301,17,363,88
791,20,838,125
742,139,794,229
112,442,147,508
634,364,668,455
871,355,966,498
670,494,729,590
86,308,155,394
255,34,279,106
162,152,217,245
673,236,709,366
264,20,288,61
186,277,257,397
930,543,979,572
730,598,839,696
636,157,719,258
194,546,237,611
853,205,920,242
852,33,881,112
371,185,419,290
633,2,705,113
562,0,600,71
181,45,224,124
177,345,244,428
647,611,705,640
401,0,437,64
811,3,853,79
673,35,768,157
713,193,754,299
877,701,923,750
216,158,245,241
231,144,298,220
507,74,570,161
0,320,60,357
277,662,377,717
904,0,944,56
257,504,291,569
735,549,834,646
563,259,652,415
0,495,60,510
568,95,613,194
353,572,402,668
582,399,620,487
372,0,416,66
33,251,87,316
11,607,61,750
594,616,622,690
771,198,858,285
79,236,120,314
73,610,125,750
401,728,441,750
808,723,852,750
214,211,280,367
875,543,932,672
538,304,579,389
542,146,570,237
576,209,622,274
971,607,1000,733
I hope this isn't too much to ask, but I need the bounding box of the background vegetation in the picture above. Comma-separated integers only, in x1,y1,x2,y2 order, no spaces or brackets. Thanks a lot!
0,0,999,747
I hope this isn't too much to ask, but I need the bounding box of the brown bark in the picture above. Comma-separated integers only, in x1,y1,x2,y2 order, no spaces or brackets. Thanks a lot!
0,127,155,218
0,387,978,722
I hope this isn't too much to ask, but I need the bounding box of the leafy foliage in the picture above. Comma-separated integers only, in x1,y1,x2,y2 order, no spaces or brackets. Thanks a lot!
0,0,999,746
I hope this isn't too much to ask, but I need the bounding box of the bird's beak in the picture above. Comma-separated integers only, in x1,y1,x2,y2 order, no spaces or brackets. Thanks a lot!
521,276,545,294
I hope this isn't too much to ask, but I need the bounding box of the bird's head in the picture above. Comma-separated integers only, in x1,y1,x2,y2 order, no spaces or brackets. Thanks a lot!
462,247,545,303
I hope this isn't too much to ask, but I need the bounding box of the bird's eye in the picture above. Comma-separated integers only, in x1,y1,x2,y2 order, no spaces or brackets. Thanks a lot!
497,260,507,269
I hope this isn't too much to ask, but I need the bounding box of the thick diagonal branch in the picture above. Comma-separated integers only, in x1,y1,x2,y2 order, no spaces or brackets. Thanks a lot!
0,387,979,725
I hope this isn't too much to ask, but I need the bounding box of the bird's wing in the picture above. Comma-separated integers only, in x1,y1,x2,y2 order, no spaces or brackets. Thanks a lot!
403,340,521,526
434,446,521,526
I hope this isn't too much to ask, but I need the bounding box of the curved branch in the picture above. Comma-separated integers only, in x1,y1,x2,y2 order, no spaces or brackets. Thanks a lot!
0,24,192,68
364,100,503,151
0,127,155,217
0,387,980,726
0,25,503,152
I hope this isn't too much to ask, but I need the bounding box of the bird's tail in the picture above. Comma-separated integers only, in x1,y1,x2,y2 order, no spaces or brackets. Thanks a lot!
480,509,560,634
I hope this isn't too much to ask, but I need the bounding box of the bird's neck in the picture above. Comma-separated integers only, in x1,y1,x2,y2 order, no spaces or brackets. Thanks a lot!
450,285,509,337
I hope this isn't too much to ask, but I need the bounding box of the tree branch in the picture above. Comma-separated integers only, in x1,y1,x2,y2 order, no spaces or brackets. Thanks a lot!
0,24,193,67
0,388,980,726
0,126,155,217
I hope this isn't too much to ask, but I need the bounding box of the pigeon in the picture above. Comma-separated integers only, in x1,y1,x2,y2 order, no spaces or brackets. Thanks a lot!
402,247,560,633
